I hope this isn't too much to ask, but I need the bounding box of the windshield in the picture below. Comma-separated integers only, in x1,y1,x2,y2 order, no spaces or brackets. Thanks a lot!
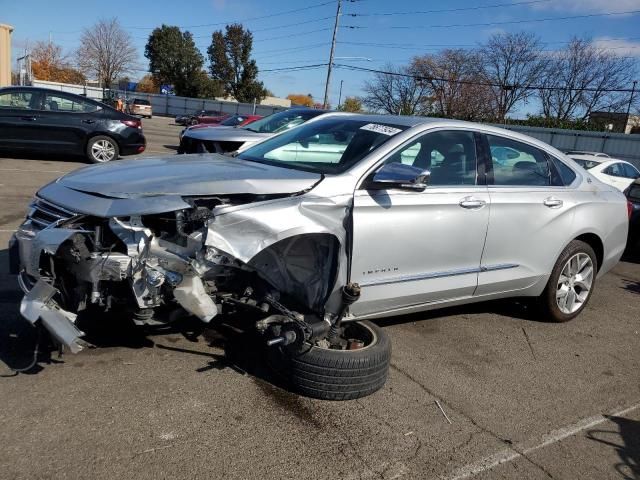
243,109,321,133
238,117,408,174
220,115,243,126
134,99,150,105
572,158,600,170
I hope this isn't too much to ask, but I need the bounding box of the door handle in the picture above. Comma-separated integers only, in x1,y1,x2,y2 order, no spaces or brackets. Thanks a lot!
543,197,563,208
82,119,95,124
21,116,36,121
459,196,486,209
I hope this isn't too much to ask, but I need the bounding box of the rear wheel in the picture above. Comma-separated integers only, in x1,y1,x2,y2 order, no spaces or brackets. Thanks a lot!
538,240,597,322
86,136,119,164
268,321,391,401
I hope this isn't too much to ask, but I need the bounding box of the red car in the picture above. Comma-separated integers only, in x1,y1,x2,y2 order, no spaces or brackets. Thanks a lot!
195,111,229,125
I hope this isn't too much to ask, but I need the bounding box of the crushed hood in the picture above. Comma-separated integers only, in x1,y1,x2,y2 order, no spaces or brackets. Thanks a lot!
57,154,322,199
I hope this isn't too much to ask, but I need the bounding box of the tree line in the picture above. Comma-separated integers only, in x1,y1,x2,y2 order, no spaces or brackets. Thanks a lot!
362,32,638,125
28,18,267,103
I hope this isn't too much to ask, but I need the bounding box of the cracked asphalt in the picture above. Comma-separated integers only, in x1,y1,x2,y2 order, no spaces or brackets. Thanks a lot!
0,116,639,479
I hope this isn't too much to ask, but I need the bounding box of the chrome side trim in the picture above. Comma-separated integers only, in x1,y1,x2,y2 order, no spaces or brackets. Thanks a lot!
480,263,519,272
359,263,518,287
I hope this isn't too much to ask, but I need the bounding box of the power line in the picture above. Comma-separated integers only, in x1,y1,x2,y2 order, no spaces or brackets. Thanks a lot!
347,0,552,17
333,63,639,93
342,9,640,30
260,63,329,73
125,0,335,30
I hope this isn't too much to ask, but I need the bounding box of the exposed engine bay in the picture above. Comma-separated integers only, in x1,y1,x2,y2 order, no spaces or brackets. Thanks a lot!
12,190,355,355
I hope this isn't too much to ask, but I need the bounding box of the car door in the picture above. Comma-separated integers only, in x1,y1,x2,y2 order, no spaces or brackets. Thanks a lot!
350,129,490,317
0,89,44,150
476,133,577,296
36,92,100,153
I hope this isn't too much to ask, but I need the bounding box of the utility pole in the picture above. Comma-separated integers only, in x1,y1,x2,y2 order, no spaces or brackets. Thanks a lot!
625,80,637,132
322,0,341,109
338,79,344,108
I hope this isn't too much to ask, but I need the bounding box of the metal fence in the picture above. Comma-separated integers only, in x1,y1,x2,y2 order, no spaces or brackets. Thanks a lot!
492,123,640,168
31,80,287,118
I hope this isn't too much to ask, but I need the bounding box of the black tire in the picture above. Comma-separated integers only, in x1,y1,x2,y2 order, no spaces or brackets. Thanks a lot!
268,321,391,401
538,240,597,323
190,118,198,126
86,135,119,164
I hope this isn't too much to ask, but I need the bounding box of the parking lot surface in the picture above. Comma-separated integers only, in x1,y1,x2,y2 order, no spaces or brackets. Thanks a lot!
0,116,638,479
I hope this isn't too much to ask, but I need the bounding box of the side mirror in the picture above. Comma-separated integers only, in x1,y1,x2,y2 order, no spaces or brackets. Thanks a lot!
368,162,430,191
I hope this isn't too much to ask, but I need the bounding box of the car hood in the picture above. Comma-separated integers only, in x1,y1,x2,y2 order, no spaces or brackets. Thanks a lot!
185,126,272,143
56,154,322,199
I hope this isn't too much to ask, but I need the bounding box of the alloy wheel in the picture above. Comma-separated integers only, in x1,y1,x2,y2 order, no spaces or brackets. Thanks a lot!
91,140,116,162
556,252,594,314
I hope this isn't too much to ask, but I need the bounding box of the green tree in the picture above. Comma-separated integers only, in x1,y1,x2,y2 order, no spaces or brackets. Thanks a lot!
339,96,362,112
207,24,266,103
145,25,213,97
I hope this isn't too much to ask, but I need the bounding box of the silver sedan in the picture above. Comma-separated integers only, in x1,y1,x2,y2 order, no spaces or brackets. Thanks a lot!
10,114,628,400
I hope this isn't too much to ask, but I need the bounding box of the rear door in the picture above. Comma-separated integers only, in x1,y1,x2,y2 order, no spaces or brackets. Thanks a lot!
476,133,577,295
0,89,44,150
36,92,101,153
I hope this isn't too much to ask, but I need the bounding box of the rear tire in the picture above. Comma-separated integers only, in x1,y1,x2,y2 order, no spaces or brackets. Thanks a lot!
537,240,597,322
86,135,119,164
268,321,391,401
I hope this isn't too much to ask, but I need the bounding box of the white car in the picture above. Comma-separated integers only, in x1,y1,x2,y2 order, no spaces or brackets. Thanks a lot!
568,154,640,191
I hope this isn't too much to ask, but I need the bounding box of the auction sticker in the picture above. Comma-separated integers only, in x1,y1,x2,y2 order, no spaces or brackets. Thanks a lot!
360,123,403,136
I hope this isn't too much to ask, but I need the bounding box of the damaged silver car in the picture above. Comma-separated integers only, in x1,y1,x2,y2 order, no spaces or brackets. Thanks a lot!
9,113,629,400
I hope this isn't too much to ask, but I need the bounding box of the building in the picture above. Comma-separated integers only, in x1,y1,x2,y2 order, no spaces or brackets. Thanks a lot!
0,24,13,87
589,111,640,134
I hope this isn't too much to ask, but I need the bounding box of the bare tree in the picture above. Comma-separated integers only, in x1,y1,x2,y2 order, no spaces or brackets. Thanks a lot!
76,18,137,88
362,64,430,115
477,32,548,121
538,38,637,121
411,49,494,121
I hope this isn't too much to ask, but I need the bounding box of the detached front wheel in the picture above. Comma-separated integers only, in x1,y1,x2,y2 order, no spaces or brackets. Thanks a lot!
269,321,391,401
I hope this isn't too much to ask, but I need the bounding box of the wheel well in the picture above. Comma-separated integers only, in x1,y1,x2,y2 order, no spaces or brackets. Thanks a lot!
575,233,603,272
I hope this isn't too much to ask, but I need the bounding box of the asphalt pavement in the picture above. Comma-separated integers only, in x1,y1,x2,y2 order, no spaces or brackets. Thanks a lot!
0,116,638,480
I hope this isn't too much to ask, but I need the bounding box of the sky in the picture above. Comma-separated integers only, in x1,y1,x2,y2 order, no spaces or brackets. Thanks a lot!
3,0,640,115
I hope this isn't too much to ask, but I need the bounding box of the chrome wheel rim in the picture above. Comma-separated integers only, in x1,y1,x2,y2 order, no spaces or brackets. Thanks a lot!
556,253,594,314
91,140,116,162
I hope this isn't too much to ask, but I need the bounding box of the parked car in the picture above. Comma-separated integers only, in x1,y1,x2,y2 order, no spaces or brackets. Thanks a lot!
178,108,326,154
126,98,152,118
10,114,628,400
175,110,227,126
566,150,610,158
178,114,262,140
625,179,640,249
567,153,640,191
0,86,146,164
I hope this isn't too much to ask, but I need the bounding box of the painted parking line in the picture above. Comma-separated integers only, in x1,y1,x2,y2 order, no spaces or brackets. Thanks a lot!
445,401,640,480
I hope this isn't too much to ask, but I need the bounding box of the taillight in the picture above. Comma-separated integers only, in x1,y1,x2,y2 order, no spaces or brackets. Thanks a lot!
121,119,141,129
628,201,634,219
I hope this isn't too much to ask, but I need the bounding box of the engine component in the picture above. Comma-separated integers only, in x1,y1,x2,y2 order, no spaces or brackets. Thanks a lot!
173,275,217,322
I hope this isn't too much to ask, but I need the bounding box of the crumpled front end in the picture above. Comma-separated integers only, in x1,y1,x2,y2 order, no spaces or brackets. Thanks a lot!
11,192,351,353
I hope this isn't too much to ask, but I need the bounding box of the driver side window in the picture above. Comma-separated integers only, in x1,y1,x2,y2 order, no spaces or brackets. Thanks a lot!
384,130,477,186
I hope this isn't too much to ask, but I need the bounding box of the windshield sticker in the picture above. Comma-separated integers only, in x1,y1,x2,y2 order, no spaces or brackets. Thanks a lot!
360,123,402,136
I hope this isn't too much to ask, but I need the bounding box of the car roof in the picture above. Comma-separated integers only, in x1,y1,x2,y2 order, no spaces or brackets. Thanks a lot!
566,150,610,157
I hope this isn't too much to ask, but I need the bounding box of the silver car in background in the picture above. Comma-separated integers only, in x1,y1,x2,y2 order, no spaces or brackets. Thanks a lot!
178,108,326,154
10,114,628,400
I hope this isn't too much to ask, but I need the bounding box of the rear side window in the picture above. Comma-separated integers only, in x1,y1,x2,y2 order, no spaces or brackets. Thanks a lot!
622,163,640,179
550,157,577,186
604,163,625,177
44,93,99,113
487,135,551,186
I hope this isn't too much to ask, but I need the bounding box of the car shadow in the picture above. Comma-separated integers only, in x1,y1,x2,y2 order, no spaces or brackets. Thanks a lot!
586,415,640,479
162,145,179,151
0,149,86,164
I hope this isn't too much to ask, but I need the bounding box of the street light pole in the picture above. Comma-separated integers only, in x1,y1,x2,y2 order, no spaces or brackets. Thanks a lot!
625,80,637,132
322,0,342,109
338,79,344,109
